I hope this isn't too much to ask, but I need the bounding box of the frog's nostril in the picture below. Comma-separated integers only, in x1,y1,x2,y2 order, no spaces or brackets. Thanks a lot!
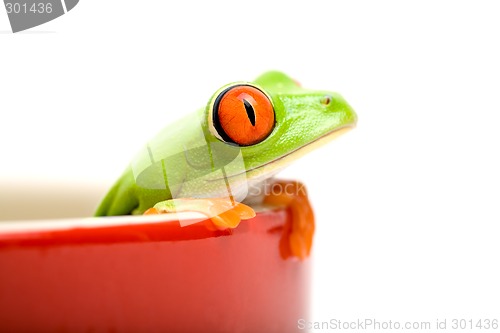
320,95,332,105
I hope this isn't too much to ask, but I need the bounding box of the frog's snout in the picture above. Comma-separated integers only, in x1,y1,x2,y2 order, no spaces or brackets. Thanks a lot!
346,106,358,127
325,93,358,128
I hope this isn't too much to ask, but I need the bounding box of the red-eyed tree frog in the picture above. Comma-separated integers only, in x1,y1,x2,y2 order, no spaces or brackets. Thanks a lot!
95,71,357,259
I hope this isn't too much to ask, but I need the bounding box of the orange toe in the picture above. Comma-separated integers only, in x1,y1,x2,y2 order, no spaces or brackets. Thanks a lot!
210,209,241,230
231,202,256,219
144,207,160,215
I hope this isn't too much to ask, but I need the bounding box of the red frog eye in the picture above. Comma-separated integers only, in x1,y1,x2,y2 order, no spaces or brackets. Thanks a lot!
212,85,275,146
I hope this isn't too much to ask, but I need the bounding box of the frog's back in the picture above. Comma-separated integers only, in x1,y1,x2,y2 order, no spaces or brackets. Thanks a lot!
95,113,203,216
94,167,172,216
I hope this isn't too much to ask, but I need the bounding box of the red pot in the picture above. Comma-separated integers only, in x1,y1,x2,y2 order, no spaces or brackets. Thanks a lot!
0,209,310,333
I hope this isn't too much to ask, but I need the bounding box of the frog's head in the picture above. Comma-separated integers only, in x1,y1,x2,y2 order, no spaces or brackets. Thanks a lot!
203,71,357,181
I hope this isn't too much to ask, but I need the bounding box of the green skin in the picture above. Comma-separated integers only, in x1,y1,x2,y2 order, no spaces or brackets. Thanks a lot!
95,71,357,216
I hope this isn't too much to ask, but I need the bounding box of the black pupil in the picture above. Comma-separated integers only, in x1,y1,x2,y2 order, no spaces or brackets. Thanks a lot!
243,99,256,126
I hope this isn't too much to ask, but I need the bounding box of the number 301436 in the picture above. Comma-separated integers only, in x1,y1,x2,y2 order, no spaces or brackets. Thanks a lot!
5,3,53,14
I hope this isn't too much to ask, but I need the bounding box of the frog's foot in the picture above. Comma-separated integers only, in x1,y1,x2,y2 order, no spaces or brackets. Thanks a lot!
144,198,255,230
264,180,315,260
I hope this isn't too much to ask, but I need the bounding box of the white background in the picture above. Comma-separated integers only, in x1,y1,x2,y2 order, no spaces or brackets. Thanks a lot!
1,0,500,330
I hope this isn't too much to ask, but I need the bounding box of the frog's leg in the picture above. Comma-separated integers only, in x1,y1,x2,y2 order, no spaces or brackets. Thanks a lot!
144,198,255,230
264,180,315,260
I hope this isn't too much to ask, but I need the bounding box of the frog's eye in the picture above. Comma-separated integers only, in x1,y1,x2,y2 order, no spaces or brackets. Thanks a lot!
210,84,275,146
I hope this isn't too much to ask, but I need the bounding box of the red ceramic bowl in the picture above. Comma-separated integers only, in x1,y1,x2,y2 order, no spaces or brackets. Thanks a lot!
0,209,311,333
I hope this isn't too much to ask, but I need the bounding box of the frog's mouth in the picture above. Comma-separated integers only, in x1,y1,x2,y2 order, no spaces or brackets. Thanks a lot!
243,125,355,181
